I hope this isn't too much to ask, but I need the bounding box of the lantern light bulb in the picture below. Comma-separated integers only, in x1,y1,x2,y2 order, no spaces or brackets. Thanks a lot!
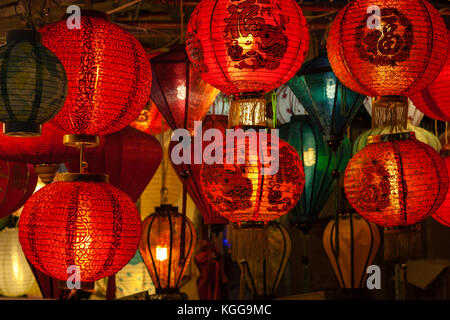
156,246,168,261
303,148,316,167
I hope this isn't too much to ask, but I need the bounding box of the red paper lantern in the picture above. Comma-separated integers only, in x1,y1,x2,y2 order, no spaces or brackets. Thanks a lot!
185,0,310,95
40,12,152,137
169,115,228,225
19,174,141,284
130,100,170,136
200,130,305,224
65,127,162,202
344,132,448,228
0,161,37,219
432,156,450,227
150,45,219,134
327,0,448,97
410,42,450,122
0,125,76,165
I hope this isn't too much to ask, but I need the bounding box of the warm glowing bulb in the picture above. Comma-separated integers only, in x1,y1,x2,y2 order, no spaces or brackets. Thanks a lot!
156,246,168,261
303,148,316,167
326,78,336,99
176,85,186,100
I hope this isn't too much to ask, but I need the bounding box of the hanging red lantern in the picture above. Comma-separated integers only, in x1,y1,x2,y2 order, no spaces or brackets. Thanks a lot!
130,100,170,136
40,11,152,146
169,115,228,226
65,127,162,202
410,42,450,122
344,132,448,260
150,45,219,134
327,0,448,98
139,204,197,299
0,161,37,219
19,173,141,287
186,0,309,127
431,154,450,227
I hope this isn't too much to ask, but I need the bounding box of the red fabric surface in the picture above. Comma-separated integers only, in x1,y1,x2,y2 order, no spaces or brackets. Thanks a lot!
327,0,449,97
185,0,310,95
40,15,152,136
432,156,450,227
19,181,142,282
345,133,448,227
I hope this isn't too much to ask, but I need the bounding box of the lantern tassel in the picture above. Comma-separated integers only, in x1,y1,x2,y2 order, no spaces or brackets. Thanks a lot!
229,94,266,128
371,96,408,132
231,224,268,263
383,224,423,262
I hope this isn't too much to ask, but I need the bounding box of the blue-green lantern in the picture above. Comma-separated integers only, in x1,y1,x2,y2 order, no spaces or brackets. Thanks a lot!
287,54,364,151
0,30,67,137
279,115,351,233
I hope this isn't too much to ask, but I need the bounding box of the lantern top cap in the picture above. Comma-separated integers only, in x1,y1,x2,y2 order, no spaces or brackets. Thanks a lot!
55,173,109,183
367,131,416,144
6,29,41,43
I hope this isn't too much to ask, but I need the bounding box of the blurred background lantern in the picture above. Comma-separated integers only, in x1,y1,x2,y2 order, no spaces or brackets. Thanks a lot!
275,85,308,125
65,126,163,203
0,227,37,297
40,11,152,146
0,30,67,137
0,160,37,219
0,125,77,183
288,54,364,150
235,222,291,300
323,212,380,291
344,132,448,261
19,173,142,286
130,100,170,136
150,45,219,134
353,122,441,155
279,115,351,233
327,0,448,131
410,43,450,122
139,204,197,300
185,0,309,127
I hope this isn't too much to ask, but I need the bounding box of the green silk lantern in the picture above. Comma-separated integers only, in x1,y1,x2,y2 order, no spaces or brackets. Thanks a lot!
279,115,351,233
353,122,441,155
287,54,364,151
0,30,67,136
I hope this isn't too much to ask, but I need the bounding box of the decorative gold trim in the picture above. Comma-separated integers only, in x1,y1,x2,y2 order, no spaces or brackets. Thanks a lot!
55,173,109,183
229,97,266,127
33,164,60,185
63,134,99,148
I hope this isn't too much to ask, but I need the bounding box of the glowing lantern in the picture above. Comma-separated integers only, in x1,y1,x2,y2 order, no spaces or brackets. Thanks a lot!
19,173,142,287
431,155,450,227
40,11,151,146
0,228,36,297
139,205,197,299
323,212,380,289
130,100,170,136
186,0,309,127
344,132,448,260
0,30,67,137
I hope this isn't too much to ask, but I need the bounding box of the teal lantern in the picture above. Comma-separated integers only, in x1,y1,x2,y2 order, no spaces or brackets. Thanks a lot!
279,115,351,233
0,30,67,137
287,54,364,151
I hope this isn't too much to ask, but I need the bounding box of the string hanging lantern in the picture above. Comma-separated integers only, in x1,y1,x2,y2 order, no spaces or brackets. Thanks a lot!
323,212,380,290
139,204,197,300
185,0,310,127
40,10,152,147
327,0,448,131
344,132,448,261
0,30,67,137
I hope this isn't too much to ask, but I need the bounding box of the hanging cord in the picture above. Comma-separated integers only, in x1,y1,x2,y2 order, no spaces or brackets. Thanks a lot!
79,144,88,174
332,151,340,259
239,259,247,300
271,91,277,128
159,117,169,205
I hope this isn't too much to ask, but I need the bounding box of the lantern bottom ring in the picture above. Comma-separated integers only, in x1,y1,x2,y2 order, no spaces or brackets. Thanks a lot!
63,134,99,148
55,172,109,183
3,121,41,137
57,280,95,291
33,163,60,185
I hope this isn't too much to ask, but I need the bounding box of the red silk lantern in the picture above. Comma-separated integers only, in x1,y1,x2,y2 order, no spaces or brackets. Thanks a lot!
150,45,219,134
432,155,450,227
0,161,37,219
19,174,141,286
40,11,151,142
130,100,170,136
345,132,448,228
410,42,450,122
169,115,228,226
185,0,309,96
327,0,448,97
200,131,305,224
65,127,162,202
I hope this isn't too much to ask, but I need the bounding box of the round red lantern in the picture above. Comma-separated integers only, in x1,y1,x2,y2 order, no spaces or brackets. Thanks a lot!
410,42,450,122
200,130,305,224
65,127,162,202
186,0,309,127
327,0,448,98
432,154,450,227
19,173,141,286
0,161,37,219
40,11,152,145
